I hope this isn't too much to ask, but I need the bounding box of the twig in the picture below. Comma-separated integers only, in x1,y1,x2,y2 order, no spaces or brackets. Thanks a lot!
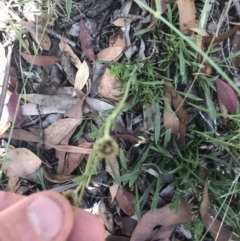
233,0,240,19
36,25,76,47
0,45,12,121
215,0,233,36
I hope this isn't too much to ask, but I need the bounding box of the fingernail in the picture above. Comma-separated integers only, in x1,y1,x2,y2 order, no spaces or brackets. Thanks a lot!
27,196,63,240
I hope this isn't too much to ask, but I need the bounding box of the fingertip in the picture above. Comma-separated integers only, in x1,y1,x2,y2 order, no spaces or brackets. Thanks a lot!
0,191,74,241
68,209,105,241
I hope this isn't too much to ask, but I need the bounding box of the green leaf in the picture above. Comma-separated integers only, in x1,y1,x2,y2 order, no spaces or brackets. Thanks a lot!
151,177,162,211
108,160,121,186
155,103,161,144
66,0,72,18
73,174,86,183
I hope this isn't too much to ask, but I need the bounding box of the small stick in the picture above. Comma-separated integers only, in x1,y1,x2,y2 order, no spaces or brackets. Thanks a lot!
0,45,12,121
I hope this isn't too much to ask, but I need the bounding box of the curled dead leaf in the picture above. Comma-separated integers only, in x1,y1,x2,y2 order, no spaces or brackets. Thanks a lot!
42,166,76,183
215,79,238,114
130,202,196,241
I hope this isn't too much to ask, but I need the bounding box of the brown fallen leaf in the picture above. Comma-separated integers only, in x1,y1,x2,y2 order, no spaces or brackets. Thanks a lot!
231,30,240,68
56,127,77,175
130,202,195,241
98,68,121,101
150,224,177,241
61,152,86,175
0,129,39,142
200,182,240,241
42,166,76,184
97,47,124,61
7,176,20,192
191,28,209,37
116,187,135,216
59,40,82,69
99,200,115,234
43,118,82,150
204,26,240,46
112,17,135,27
31,29,51,51
49,144,92,154
109,183,119,203
4,148,42,177
65,94,86,118
109,29,126,48
171,91,188,146
163,91,179,137
177,0,196,35
215,79,238,114
7,92,22,126
115,217,137,236
21,52,61,66
79,19,95,61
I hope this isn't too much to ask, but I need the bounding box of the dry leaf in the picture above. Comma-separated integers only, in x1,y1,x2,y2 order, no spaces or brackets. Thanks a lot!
177,0,196,35
204,26,240,45
97,47,124,61
79,19,95,61
0,129,39,142
231,30,240,68
112,18,134,27
130,202,195,241
215,79,238,114
171,91,188,146
0,121,11,135
99,200,115,234
55,127,77,175
200,182,240,241
116,188,135,216
163,92,179,136
109,29,126,48
191,28,209,36
151,225,177,241
74,60,89,94
109,183,119,203
21,52,61,66
61,152,86,175
7,92,22,125
49,144,92,154
59,41,82,69
42,166,76,183
106,157,120,178
43,118,82,150
7,176,20,192
64,94,86,118
31,30,51,51
98,68,121,101
4,148,42,177
115,217,137,236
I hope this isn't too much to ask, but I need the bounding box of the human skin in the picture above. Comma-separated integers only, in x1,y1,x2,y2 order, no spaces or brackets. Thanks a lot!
0,191,105,241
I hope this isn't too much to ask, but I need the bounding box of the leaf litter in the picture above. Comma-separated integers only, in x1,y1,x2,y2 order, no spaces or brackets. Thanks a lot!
2,0,240,240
